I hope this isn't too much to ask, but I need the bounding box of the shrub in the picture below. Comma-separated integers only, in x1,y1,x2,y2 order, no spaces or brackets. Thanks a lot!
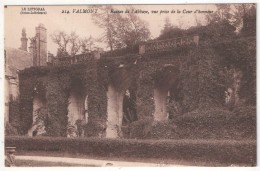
176,107,256,140
126,106,256,140
232,106,256,118
84,120,106,137
150,121,179,139
5,136,256,166
128,118,153,139
5,123,19,136
127,106,256,140
232,106,256,139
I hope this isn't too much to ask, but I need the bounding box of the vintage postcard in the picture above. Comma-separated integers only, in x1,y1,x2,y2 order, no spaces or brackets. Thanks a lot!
3,2,256,167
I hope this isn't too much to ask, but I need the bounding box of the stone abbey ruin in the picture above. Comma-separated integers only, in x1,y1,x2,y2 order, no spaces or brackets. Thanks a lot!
6,30,256,140
4,4,256,167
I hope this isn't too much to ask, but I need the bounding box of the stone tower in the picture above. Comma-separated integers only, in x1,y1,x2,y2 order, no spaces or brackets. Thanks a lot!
19,28,28,51
29,37,37,65
29,24,47,66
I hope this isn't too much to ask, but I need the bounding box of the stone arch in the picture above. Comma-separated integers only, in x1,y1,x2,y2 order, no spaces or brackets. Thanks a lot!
153,64,179,121
67,78,87,137
28,82,47,136
106,65,136,138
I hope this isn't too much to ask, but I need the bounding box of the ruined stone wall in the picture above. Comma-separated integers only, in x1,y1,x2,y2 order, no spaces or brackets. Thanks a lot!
15,38,255,138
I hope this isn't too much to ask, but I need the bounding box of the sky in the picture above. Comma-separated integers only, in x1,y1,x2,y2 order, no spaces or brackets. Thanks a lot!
4,5,217,55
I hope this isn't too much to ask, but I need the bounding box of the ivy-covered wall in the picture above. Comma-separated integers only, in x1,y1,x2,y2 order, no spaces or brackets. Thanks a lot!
14,38,255,138
18,59,108,136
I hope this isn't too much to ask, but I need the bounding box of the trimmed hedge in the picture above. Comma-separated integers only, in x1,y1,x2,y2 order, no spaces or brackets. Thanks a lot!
5,136,256,166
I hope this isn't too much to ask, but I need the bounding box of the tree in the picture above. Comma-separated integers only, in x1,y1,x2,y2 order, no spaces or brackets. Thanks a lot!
177,16,185,29
50,31,70,57
162,17,173,32
92,5,151,50
51,31,82,57
81,36,95,54
81,42,87,54
232,4,255,29
118,9,151,48
92,5,118,51
204,4,256,37
69,32,81,56
201,4,236,42
158,26,184,40
205,4,232,24
234,4,256,36
56,48,69,57
194,14,202,27
157,16,186,40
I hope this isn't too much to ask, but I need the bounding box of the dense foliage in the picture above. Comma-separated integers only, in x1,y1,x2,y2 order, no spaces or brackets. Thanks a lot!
17,60,107,136
214,37,256,105
10,35,255,138
92,6,151,50
127,106,255,140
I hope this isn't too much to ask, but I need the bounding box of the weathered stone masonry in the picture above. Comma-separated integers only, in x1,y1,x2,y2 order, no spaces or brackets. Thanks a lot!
19,35,199,138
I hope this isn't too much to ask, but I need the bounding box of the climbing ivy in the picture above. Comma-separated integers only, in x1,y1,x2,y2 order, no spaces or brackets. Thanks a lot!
214,37,256,105
18,59,106,136
14,37,255,137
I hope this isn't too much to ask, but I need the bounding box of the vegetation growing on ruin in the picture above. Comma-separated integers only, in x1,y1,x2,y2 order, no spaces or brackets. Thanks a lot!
7,4,256,139
8,34,255,139
15,59,105,136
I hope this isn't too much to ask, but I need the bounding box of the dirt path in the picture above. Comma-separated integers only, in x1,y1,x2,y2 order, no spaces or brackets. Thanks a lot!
16,155,184,167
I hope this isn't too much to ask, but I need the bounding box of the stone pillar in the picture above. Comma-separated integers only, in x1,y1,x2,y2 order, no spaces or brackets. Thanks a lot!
154,88,168,121
93,51,101,59
84,95,89,124
117,91,124,136
193,35,199,46
9,78,19,101
106,85,124,138
139,44,145,54
28,96,45,136
67,91,85,137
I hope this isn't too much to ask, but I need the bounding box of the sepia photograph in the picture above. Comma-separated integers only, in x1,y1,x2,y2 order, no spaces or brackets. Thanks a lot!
3,2,256,167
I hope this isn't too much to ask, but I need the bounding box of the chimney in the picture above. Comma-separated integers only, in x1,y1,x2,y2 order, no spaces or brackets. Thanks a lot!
35,23,47,66
19,28,28,51
29,37,37,66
